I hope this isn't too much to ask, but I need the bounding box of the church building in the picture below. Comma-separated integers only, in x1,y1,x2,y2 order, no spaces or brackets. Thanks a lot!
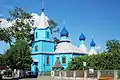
31,8,97,74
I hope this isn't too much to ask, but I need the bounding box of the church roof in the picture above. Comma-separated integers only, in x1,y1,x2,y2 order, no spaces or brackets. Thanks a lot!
79,44,88,54
79,33,86,41
54,42,84,54
60,27,69,37
36,10,49,28
89,49,97,55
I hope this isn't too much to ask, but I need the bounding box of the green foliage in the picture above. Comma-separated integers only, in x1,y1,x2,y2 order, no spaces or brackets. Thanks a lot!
68,39,120,70
0,7,34,46
0,7,59,70
0,40,32,70
0,7,60,46
106,39,120,53
0,28,12,46
0,50,11,67
117,71,120,78
49,19,58,30
8,40,32,70
68,52,120,70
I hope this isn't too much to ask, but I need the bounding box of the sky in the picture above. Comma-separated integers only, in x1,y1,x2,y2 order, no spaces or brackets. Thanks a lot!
0,0,120,53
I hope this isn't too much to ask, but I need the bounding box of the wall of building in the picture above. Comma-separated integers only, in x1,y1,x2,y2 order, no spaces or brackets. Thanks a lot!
34,28,51,41
32,41,54,53
31,53,84,73
31,53,55,73
31,54,42,72
54,54,73,69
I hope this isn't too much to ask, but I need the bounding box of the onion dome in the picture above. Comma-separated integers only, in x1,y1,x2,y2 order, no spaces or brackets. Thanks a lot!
79,33,86,41
90,39,96,47
60,27,69,37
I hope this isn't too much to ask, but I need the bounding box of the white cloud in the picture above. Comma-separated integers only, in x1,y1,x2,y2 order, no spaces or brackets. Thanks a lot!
0,13,49,29
0,18,13,28
30,13,39,28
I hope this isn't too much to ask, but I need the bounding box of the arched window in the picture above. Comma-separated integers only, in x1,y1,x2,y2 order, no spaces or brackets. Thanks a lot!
62,56,66,64
46,31,49,38
35,45,38,51
36,32,38,39
46,56,50,64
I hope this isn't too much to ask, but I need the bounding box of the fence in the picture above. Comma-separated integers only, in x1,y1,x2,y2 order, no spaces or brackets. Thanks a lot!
51,70,119,80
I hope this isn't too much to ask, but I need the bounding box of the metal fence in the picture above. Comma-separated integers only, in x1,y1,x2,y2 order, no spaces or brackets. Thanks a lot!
51,70,118,80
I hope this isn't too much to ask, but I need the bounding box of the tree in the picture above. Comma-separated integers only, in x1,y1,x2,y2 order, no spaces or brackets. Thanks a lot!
8,40,32,70
106,39,120,53
68,39,120,70
0,7,59,46
0,50,11,70
0,7,34,46
0,28,13,46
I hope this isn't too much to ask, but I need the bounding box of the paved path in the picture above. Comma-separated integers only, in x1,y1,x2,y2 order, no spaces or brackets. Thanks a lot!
20,76,58,80
20,76,97,80
4,76,120,80
20,76,74,80
2,76,99,80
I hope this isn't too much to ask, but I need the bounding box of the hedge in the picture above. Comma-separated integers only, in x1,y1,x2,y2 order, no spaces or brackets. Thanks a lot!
67,52,120,70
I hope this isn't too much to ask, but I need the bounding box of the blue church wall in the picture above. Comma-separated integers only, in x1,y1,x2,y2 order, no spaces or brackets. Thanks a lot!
31,53,84,72
32,41,54,53
31,53,55,73
34,28,51,41
60,36,69,41
31,54,42,72
54,54,73,69
44,54,54,72
41,41,54,52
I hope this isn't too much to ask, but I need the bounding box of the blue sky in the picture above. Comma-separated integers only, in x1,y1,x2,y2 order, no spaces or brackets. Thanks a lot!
0,0,120,53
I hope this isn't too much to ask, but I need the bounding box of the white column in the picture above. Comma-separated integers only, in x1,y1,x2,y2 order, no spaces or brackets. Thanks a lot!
17,70,20,78
64,71,66,79
97,70,101,79
84,70,87,80
59,71,61,79
73,71,76,80
114,70,117,80
51,71,54,77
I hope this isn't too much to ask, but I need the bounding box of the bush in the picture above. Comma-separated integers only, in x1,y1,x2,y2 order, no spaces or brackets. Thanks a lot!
67,52,120,70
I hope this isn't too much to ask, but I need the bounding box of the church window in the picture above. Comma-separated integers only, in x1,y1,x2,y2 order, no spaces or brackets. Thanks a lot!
36,32,38,39
46,56,50,64
35,45,38,51
62,57,66,64
46,31,49,38
57,57,59,59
